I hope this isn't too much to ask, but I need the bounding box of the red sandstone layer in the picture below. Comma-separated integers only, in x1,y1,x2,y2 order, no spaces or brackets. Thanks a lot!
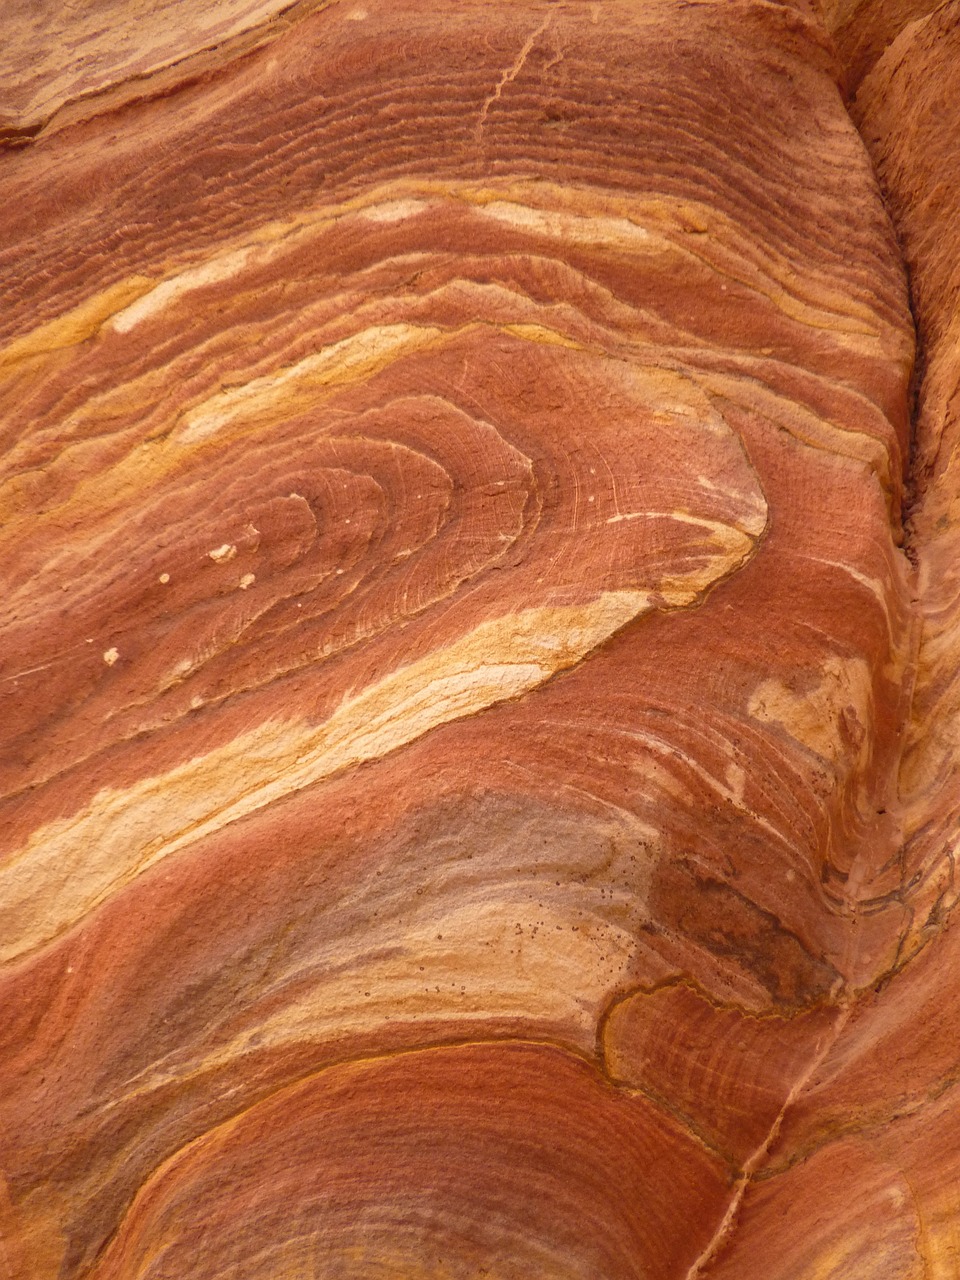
1,1,958,1277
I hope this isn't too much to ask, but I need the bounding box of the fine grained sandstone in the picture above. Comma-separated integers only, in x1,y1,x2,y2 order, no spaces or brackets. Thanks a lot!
0,0,957,1276
819,0,944,91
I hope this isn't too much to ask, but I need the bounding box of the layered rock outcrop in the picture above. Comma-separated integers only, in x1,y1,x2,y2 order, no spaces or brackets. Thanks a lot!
1,1,958,1277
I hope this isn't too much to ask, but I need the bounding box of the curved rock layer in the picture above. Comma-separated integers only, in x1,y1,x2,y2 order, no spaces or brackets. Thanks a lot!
2,0,956,1277
855,1,960,956
88,1043,731,1280
0,0,332,143
683,5,960,1278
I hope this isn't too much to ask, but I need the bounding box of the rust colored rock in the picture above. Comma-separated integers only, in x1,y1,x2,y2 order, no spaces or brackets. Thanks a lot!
820,0,944,93
603,980,837,1168
2,0,959,1277
853,2,960,960
698,9,960,1277
87,1043,731,1280
0,0,327,143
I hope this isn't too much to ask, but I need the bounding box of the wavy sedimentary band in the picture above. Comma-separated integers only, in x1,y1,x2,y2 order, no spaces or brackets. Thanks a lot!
88,1042,732,1280
0,0,339,144
0,2,926,1278
853,5,960,954
678,7,960,1277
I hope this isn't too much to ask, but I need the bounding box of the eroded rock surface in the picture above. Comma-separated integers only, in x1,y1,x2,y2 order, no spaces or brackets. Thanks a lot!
0,1,957,1277
703,7,960,1276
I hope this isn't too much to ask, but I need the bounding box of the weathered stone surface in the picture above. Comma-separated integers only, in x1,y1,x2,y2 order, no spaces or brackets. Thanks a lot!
2,0,958,1276
820,0,944,92
854,1,960,961
676,6,960,1277
0,0,330,143
87,1044,732,1280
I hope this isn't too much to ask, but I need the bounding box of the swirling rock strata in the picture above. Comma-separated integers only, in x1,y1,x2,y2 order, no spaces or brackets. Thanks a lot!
0,1,941,1277
678,6,960,1278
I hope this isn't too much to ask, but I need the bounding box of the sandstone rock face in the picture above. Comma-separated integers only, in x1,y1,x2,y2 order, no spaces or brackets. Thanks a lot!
1,1,957,1277
820,0,944,92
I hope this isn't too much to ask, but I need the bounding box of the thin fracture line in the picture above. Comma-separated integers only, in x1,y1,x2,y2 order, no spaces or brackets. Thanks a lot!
476,15,553,142
683,1002,851,1278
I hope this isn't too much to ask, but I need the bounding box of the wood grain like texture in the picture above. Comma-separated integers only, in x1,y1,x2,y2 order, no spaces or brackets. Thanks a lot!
0,0,334,143
87,1043,732,1280
854,0,960,964
4,0,959,1277
673,6,960,1278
